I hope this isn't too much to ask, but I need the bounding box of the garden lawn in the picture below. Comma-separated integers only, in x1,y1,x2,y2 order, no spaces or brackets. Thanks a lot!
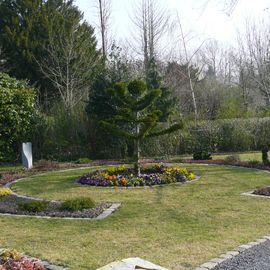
170,151,262,162
0,164,270,270
0,164,22,172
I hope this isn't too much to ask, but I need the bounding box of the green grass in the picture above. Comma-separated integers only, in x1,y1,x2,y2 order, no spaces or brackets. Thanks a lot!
0,164,22,172
1,164,270,270
169,151,262,162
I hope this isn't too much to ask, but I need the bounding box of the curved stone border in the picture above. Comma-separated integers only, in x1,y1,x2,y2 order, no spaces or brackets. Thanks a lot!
3,162,199,219
0,248,68,270
0,203,121,220
242,191,270,199
193,236,270,270
2,167,122,220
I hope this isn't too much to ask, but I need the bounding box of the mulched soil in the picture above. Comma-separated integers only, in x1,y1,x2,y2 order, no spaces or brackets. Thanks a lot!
212,240,270,270
0,195,111,218
253,186,270,196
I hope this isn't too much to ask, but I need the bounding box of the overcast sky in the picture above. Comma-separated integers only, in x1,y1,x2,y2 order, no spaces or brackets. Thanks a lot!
75,0,270,49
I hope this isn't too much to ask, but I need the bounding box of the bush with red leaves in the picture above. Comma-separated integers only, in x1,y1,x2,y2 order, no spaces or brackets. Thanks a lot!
0,256,46,270
0,173,24,186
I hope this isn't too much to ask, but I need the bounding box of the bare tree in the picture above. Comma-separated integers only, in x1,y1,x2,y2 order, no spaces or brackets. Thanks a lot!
177,16,199,122
96,0,112,59
237,19,270,106
200,0,239,15
130,0,169,73
37,23,100,111
199,40,236,85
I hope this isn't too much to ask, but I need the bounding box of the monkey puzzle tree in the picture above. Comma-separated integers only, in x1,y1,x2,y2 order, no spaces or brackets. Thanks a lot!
100,80,183,175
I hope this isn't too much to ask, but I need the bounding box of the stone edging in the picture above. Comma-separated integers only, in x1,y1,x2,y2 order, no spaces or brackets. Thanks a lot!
192,164,270,269
0,203,121,220
242,191,270,199
3,173,121,220
0,248,68,270
193,236,270,270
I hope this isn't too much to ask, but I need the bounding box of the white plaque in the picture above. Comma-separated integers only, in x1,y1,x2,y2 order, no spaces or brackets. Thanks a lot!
22,142,33,169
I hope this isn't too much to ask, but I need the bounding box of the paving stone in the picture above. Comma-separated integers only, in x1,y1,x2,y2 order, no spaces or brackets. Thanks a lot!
220,253,233,259
247,241,260,247
256,238,267,243
96,257,168,270
210,258,227,264
225,251,239,256
46,265,67,270
200,261,219,269
235,244,252,253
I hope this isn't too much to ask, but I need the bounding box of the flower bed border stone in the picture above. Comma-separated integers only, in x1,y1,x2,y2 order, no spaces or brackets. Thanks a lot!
241,191,270,199
0,203,121,220
3,172,121,220
193,236,270,270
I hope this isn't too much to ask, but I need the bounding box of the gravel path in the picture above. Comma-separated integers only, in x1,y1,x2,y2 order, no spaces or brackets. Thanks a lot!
212,239,270,270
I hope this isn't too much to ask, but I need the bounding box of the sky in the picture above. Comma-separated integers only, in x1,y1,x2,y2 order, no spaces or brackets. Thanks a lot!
74,0,270,49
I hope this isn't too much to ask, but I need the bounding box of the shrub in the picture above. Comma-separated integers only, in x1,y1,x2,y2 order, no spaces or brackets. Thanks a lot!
0,249,21,262
34,160,60,171
1,257,46,270
262,147,270,165
225,154,240,163
61,197,95,211
106,165,127,174
193,151,212,160
0,187,12,197
248,160,261,167
76,158,92,164
0,249,45,270
0,172,24,186
0,73,37,162
18,201,48,213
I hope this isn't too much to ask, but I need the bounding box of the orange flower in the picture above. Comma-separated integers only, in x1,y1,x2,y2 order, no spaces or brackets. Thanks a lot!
121,178,128,185
106,175,116,181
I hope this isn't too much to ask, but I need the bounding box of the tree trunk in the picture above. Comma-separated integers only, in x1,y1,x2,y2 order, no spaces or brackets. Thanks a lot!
99,0,106,59
134,138,140,176
262,146,269,165
134,113,140,176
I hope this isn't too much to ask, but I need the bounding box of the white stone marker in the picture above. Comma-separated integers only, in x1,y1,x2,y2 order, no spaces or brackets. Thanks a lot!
96,257,168,270
22,142,33,169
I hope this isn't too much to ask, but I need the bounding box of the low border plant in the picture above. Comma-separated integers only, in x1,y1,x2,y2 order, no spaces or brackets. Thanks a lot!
61,197,95,211
0,249,46,270
0,187,12,197
18,201,49,213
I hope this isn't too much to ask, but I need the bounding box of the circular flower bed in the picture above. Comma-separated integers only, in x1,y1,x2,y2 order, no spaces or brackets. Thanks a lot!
77,164,196,187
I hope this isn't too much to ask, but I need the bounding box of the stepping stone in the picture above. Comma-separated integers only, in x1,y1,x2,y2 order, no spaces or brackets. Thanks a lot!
96,257,168,270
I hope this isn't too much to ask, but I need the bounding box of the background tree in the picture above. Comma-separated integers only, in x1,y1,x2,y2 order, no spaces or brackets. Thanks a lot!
95,0,112,59
0,73,37,161
237,20,270,107
131,0,169,74
0,0,87,106
37,9,100,111
100,80,182,175
86,45,132,159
